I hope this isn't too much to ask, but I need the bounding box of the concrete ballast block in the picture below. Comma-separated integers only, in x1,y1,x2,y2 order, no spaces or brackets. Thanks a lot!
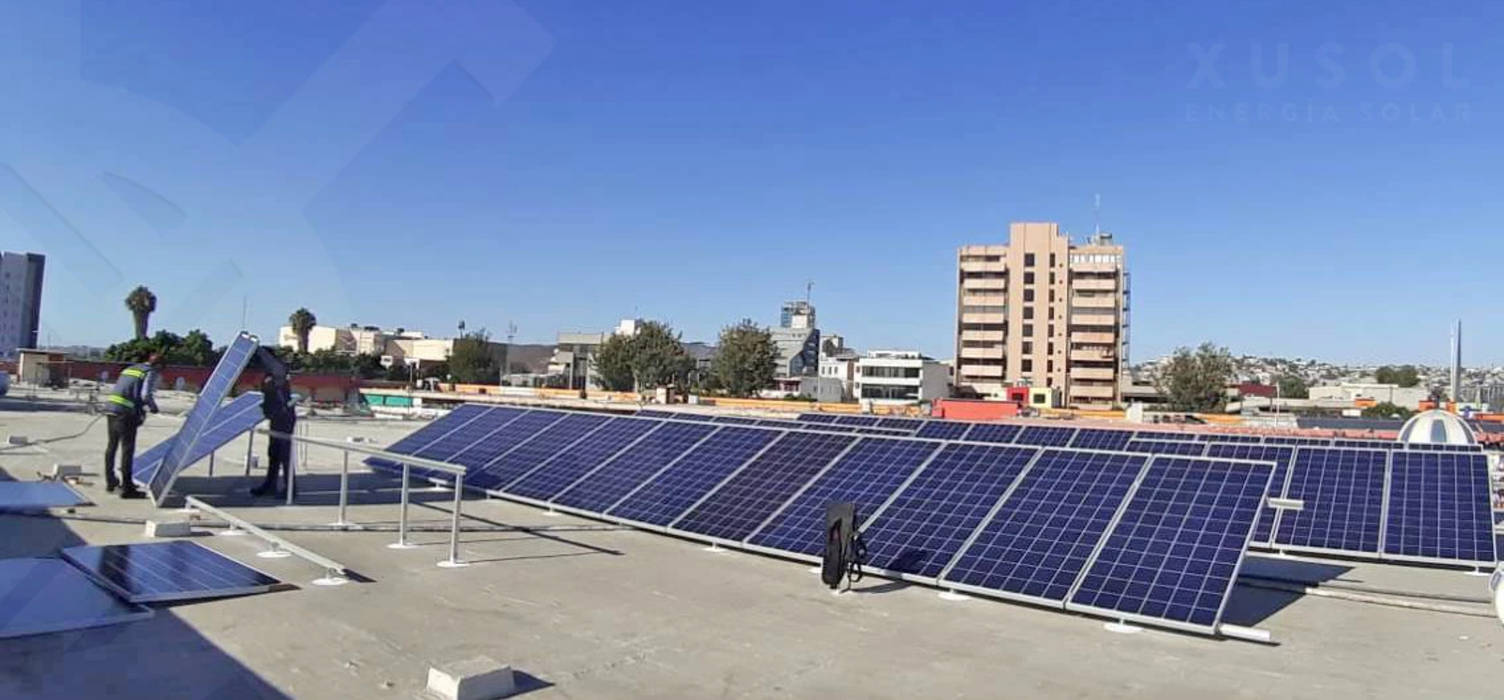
50,464,83,479
426,657,516,700
6,435,29,445
144,520,194,538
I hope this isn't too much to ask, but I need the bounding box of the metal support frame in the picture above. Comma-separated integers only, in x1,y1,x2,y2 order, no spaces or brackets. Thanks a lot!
184,496,351,583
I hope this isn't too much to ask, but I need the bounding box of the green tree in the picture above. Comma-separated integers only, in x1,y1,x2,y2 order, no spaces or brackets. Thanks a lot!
593,333,637,391
1374,365,1420,388
1362,401,1414,419
1275,374,1308,399
175,329,216,366
629,321,693,391
288,308,317,354
710,319,777,398
450,330,501,384
1154,342,1234,411
125,285,157,341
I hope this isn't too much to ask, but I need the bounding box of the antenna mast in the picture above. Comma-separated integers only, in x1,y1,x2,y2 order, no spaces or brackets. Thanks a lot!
1093,193,1102,237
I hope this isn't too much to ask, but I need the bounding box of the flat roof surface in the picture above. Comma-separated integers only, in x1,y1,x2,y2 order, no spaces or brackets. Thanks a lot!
0,408,1500,698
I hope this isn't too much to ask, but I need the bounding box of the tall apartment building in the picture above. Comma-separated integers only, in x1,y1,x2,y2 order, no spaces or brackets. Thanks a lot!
0,252,45,361
954,222,1128,409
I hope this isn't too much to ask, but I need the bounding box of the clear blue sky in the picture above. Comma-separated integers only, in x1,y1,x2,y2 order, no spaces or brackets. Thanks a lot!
2,1,1501,365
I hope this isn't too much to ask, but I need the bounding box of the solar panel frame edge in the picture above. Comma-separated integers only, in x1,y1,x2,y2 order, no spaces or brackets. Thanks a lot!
1270,445,1390,558
1062,454,1274,636
60,541,283,604
1378,452,1497,567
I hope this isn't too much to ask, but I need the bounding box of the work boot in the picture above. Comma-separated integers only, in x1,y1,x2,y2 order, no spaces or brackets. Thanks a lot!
105,475,119,493
118,488,146,500
249,482,276,498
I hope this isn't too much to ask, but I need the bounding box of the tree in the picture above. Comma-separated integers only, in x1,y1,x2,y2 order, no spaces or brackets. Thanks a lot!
629,321,693,391
289,308,317,354
125,286,157,341
176,329,216,366
1275,374,1308,399
593,333,637,391
450,329,500,384
1362,401,1413,419
710,319,777,398
1154,342,1234,412
1374,365,1420,388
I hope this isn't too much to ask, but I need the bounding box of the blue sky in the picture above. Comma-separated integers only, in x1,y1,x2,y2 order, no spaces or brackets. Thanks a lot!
1,1,1502,364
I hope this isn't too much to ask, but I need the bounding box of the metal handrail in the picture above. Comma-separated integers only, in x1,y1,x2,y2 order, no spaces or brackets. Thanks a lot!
183,496,350,580
255,427,469,567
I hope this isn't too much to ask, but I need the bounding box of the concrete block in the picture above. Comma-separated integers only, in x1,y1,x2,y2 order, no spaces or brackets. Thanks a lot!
144,520,194,538
426,657,516,700
6,435,29,446
49,464,82,479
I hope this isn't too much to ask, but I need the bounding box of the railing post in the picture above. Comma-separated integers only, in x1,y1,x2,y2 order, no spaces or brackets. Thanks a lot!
388,462,414,549
244,425,255,477
284,427,296,506
333,450,350,527
439,473,468,568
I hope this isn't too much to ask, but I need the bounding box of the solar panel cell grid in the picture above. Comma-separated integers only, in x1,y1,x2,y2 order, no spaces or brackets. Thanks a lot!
1014,426,1077,447
915,421,970,441
713,416,761,425
1069,429,1134,452
750,438,941,555
1275,448,1387,553
470,413,610,491
797,413,839,424
876,417,925,431
674,432,856,540
1197,434,1263,444
507,417,663,502
1123,440,1206,456
963,423,1022,444
834,415,881,427
1383,452,1495,564
149,333,257,502
411,407,521,461
608,427,780,526
861,444,1037,578
450,411,566,484
1202,444,1294,544
942,450,1149,603
553,422,717,512
62,541,280,603
1132,432,1198,442
1069,456,1272,629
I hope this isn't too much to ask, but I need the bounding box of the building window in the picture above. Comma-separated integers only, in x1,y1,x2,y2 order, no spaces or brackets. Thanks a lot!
1023,324,1034,337
1022,359,1033,372
1023,306,1034,320
1050,253,1055,267
1024,271,1035,285
1049,272,1056,285
1048,324,1055,336
1022,341,1033,354
1024,253,1035,267
1023,289,1034,303
1047,360,1054,373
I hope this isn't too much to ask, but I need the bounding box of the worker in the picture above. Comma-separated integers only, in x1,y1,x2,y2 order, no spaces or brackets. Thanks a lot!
251,373,297,497
103,353,162,498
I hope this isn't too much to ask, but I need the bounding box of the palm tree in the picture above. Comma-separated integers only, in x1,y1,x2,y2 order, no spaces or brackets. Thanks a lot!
125,286,156,340
289,308,317,354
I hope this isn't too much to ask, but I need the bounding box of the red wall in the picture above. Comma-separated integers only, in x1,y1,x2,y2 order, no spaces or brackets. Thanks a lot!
62,360,361,403
932,398,1022,421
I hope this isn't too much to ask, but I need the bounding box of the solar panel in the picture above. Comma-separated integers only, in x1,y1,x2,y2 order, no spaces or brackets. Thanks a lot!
674,432,856,541
634,409,684,420
851,427,915,437
1400,442,1483,453
374,403,491,459
149,332,258,504
915,421,970,441
1383,452,1496,565
713,416,761,425
378,406,525,480
1203,444,1295,545
1331,439,1395,450
861,444,1037,578
941,450,1149,605
1197,434,1262,444
1132,431,1198,442
1015,426,1077,447
1275,448,1387,555
0,482,89,511
447,411,566,478
963,423,1022,444
469,413,611,491
133,392,264,487
0,558,152,639
1262,436,1332,447
755,419,804,429
1068,456,1272,633
876,417,925,432
552,421,718,513
797,413,839,424
834,415,881,427
750,438,941,555
1122,440,1206,456
61,541,281,603
1069,428,1134,451
507,417,663,502
608,426,780,527
805,423,857,433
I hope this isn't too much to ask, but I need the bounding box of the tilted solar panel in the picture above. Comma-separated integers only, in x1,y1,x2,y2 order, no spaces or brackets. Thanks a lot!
797,413,839,424
713,416,762,425
149,332,258,504
1203,444,1294,545
553,422,717,513
861,444,1037,578
1131,431,1198,442
674,432,856,541
62,541,280,603
1262,436,1332,447
405,407,526,479
1069,428,1134,451
833,415,880,427
372,403,490,461
507,417,663,502
1122,440,1207,456
1274,448,1387,554
915,421,970,441
133,392,263,487
1331,439,1395,450
941,450,1149,606
1068,456,1272,633
755,419,804,429
876,417,925,432
749,438,941,555
1399,442,1483,453
1014,426,1077,447
1383,452,1496,565
1196,434,1262,444
963,423,1022,444
469,413,611,491
634,409,685,420
608,426,780,527
852,427,916,437
448,411,566,481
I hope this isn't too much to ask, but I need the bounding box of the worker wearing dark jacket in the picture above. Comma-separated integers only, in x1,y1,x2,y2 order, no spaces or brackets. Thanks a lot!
104,354,162,498
251,374,297,497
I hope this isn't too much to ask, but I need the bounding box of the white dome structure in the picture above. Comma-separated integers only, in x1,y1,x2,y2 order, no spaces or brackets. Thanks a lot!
1396,410,1477,446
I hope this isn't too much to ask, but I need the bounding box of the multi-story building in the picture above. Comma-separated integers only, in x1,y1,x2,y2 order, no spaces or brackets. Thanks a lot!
780,300,816,330
0,252,45,361
277,322,507,374
954,222,1128,409
854,350,949,405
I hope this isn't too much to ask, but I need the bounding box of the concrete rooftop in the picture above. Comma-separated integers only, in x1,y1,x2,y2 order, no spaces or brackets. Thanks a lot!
1,405,1501,699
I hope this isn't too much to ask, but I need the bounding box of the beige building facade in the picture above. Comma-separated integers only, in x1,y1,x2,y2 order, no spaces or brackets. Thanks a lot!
955,222,1128,409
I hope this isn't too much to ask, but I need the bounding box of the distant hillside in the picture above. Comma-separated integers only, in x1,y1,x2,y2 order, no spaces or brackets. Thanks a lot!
506,343,555,373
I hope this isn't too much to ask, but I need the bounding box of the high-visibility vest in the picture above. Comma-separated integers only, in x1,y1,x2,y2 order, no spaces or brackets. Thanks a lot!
107,364,151,412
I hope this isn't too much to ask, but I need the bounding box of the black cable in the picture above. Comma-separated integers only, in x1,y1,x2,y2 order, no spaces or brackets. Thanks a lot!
845,529,867,586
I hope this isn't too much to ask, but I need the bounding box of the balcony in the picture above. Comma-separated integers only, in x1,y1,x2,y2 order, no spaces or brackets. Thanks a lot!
959,345,1002,359
1073,277,1117,291
1071,261,1119,274
1070,366,1117,381
961,312,1006,324
957,363,1004,377
1069,348,1114,362
1070,294,1116,309
1071,313,1117,327
959,260,1006,273
959,329,1005,342
962,277,1007,290
960,294,1007,307
1070,383,1116,398
1070,331,1117,344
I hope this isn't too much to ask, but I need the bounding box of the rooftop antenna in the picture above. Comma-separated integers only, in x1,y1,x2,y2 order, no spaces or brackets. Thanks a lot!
1450,319,1462,406
1093,193,1102,238
805,279,814,305
506,321,517,344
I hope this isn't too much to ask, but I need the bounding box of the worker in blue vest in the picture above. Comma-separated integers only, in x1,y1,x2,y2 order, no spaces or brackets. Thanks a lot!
251,373,297,497
103,353,162,498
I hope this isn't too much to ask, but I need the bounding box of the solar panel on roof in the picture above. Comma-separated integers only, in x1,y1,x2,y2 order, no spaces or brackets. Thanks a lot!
853,427,914,437
941,450,1148,605
1331,439,1395,450
1069,428,1134,451
1068,456,1272,632
755,419,804,429
1014,426,1077,447
364,403,498,475
1400,442,1483,453
915,421,970,441
0,558,152,639
1203,444,1294,545
553,421,717,513
1383,452,1496,565
469,413,611,491
1275,448,1387,554
634,409,683,420
397,407,527,480
797,413,839,424
1262,436,1331,447
61,541,281,603
711,415,760,425
507,417,662,502
149,332,258,504
1196,434,1262,444
134,392,263,487
674,432,856,541
876,417,924,431
749,438,940,555
0,482,89,511
1122,440,1206,456
963,423,1022,444
608,426,780,527
861,444,1037,578
445,411,565,479
834,415,880,427
1132,431,1197,442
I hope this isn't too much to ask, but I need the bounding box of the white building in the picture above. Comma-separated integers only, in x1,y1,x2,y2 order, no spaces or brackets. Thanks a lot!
276,323,506,372
0,252,44,361
854,350,949,405
548,318,643,389
818,351,858,401
1307,383,1429,410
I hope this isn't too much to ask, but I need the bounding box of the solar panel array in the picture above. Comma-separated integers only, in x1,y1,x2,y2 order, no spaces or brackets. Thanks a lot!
364,402,1497,637
133,392,264,488
147,332,259,504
